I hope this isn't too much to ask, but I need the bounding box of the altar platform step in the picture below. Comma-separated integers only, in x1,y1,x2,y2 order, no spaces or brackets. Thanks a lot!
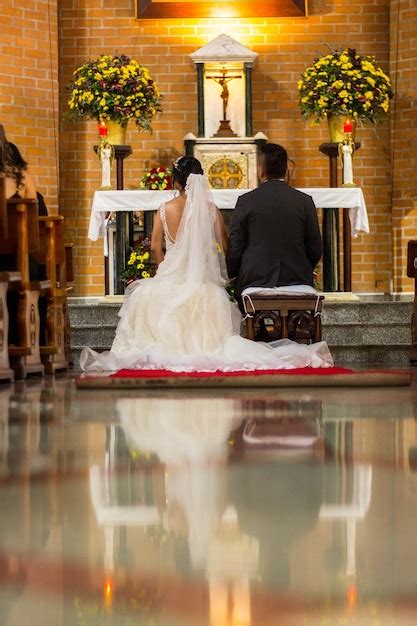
68,297,414,368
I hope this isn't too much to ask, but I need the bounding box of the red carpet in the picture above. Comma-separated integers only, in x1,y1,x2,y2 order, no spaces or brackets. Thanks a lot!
76,366,412,389
111,366,352,378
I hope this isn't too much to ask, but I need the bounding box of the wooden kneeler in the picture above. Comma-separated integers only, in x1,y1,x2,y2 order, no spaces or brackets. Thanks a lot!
1,198,50,379
244,292,324,344
35,216,68,373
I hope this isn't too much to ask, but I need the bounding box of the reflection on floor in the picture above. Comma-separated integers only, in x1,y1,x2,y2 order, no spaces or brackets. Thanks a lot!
1,375,417,625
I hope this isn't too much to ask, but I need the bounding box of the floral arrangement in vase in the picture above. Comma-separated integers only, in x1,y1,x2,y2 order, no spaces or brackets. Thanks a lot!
298,48,393,140
121,238,154,283
140,166,172,190
67,54,162,133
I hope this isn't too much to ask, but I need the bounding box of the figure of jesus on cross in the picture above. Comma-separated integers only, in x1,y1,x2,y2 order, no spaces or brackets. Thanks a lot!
206,67,241,137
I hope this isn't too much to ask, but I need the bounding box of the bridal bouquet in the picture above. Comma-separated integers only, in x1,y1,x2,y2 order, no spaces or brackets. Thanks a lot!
67,54,162,130
121,238,154,282
140,166,172,190
298,48,393,123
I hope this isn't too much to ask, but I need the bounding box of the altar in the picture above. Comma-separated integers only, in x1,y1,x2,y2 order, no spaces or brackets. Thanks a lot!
88,187,369,295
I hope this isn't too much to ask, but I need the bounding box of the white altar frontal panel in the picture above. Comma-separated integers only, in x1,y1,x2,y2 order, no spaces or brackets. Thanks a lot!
89,187,369,242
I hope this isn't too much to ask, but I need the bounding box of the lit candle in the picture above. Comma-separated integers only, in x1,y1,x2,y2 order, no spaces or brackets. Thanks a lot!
343,119,353,134
98,120,108,137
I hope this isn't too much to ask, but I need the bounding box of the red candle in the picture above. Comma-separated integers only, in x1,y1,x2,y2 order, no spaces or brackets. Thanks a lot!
343,119,353,134
98,120,108,137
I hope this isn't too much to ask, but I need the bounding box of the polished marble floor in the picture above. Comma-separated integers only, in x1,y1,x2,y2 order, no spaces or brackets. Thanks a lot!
1,375,417,625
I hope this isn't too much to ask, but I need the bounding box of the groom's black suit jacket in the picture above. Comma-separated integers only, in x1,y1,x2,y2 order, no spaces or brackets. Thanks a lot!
226,180,322,299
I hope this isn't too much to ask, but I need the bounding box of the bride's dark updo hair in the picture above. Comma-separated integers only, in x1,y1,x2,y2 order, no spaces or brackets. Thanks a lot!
172,156,203,189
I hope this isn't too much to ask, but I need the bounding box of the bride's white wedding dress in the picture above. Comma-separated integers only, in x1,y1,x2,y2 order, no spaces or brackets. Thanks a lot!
80,174,333,372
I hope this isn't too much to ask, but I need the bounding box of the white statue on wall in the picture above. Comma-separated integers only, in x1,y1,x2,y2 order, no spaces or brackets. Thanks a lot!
339,140,356,187
98,142,114,190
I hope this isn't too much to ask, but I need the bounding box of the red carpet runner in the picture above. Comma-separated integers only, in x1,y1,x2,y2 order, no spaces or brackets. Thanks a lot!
111,367,353,378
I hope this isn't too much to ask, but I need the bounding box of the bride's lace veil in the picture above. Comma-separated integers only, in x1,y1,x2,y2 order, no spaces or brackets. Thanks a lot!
156,169,225,288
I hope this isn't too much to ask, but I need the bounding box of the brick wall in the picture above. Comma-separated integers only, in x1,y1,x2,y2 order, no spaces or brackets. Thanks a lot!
58,0,392,295
390,0,417,292
0,0,59,212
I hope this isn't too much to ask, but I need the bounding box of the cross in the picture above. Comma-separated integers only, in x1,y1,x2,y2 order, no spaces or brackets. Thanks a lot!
206,68,242,121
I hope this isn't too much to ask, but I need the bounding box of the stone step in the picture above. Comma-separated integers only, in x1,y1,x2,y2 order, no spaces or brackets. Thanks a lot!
321,301,412,324
70,325,411,349
69,305,121,326
68,297,414,367
330,346,410,366
69,298,413,326
323,322,410,346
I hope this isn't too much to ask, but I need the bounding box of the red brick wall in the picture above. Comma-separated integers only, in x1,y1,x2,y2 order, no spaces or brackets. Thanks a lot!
390,0,417,292
58,0,392,295
0,0,59,212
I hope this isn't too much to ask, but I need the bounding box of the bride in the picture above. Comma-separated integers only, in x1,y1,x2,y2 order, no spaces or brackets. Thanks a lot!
81,157,333,372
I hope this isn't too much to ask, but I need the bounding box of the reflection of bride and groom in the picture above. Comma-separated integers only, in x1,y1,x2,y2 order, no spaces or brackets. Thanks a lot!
118,396,324,591
81,143,333,372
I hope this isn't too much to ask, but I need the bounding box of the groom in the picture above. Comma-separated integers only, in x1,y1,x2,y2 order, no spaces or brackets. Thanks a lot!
226,143,322,307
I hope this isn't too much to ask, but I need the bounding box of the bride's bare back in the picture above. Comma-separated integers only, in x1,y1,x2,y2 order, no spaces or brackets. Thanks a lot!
163,194,187,242
151,192,228,265
151,194,186,264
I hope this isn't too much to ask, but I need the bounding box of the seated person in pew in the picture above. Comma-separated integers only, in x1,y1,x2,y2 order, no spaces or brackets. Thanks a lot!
7,142,48,217
0,131,36,201
0,129,47,343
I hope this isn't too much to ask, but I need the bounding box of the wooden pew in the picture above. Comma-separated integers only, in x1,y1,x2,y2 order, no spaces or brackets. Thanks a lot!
35,216,68,373
0,198,50,379
63,243,74,364
0,174,7,241
0,269,22,381
407,240,417,364
0,177,13,380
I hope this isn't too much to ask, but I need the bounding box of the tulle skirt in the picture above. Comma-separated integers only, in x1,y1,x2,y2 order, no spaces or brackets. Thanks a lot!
80,276,333,372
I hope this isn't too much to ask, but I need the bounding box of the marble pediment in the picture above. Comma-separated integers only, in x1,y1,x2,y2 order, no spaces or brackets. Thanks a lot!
190,34,258,65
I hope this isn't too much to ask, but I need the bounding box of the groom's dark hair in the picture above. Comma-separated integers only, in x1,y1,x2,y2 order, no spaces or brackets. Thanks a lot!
259,143,288,179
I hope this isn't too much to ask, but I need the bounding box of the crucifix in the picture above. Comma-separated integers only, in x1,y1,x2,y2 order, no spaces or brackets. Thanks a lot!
206,67,241,137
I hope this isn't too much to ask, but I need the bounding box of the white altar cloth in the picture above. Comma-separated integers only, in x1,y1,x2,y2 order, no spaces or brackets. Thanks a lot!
88,187,369,242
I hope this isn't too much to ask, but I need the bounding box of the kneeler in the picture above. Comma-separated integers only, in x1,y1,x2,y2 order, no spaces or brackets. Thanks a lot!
0,198,50,379
243,292,324,344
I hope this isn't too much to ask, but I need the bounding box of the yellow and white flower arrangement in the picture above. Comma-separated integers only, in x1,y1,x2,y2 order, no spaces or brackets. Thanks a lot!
298,48,393,123
121,238,154,282
67,54,162,131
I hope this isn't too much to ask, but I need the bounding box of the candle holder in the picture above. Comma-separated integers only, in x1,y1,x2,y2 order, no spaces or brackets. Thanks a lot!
98,120,108,137
97,122,114,190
